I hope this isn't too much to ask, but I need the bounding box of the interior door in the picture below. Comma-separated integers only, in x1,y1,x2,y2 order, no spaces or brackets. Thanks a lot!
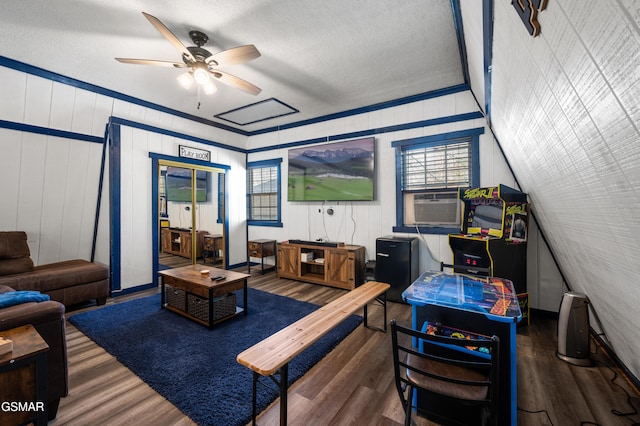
158,163,226,268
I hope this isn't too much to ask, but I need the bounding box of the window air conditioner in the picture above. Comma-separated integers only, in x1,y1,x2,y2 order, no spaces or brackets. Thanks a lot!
405,191,461,226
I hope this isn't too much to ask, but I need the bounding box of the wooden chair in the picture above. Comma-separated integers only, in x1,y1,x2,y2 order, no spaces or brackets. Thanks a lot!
390,319,500,426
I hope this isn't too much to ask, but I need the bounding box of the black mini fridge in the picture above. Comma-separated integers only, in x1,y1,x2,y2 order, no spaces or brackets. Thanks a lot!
375,236,419,303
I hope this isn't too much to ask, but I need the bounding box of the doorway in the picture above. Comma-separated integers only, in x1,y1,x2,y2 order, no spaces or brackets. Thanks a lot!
157,161,227,270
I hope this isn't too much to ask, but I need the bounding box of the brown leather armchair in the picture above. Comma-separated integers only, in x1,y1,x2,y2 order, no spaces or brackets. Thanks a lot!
0,285,68,420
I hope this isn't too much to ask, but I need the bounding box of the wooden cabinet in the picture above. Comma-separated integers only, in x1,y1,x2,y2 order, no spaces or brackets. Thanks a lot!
161,228,205,259
161,228,172,254
277,242,365,290
325,249,355,288
277,243,300,278
179,232,194,258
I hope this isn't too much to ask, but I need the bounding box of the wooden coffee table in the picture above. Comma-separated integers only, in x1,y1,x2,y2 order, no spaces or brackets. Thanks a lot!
159,265,250,329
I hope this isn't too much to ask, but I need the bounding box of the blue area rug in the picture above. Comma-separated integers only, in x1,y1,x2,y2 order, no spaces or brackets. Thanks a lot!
69,288,362,426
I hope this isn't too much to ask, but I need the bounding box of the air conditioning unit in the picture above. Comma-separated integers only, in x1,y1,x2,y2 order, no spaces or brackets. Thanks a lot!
404,191,461,226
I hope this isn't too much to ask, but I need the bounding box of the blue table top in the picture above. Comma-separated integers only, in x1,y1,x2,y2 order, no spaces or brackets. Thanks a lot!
402,271,522,322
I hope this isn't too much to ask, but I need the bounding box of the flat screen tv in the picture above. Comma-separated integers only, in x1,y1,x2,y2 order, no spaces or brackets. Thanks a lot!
165,167,208,202
287,137,375,201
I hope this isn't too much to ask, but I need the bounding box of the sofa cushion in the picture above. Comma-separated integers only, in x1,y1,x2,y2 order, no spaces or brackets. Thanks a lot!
0,231,31,259
0,259,108,293
0,290,50,309
0,257,35,276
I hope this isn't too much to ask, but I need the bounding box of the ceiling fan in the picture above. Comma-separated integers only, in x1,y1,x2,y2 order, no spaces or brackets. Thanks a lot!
116,12,261,96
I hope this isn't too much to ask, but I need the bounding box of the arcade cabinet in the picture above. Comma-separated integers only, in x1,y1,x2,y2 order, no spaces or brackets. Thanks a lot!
448,184,530,324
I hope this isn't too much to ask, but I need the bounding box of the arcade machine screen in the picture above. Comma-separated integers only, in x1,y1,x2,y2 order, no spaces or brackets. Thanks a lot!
468,202,504,236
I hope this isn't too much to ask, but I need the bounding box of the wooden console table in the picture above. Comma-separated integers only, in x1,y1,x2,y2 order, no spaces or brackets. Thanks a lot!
277,241,365,290
0,325,49,425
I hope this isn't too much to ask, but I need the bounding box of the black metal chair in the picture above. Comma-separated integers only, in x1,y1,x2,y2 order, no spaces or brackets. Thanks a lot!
390,319,500,426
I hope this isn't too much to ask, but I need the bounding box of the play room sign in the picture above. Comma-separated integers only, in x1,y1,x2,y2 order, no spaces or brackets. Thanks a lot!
179,145,211,162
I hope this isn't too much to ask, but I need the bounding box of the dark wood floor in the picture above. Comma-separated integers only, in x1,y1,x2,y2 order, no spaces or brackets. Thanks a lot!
51,257,640,425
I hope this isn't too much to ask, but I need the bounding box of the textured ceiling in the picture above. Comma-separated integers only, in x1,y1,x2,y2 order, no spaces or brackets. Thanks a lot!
0,0,464,133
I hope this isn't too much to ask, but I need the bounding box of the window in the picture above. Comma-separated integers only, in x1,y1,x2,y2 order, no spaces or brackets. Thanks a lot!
403,141,471,190
392,128,482,234
247,159,283,227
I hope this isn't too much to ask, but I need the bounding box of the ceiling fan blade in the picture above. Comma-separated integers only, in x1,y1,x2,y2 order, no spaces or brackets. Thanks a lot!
211,70,261,95
207,45,261,66
142,12,194,62
116,58,186,67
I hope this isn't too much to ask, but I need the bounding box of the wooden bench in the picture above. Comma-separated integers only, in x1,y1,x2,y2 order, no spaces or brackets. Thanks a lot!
236,280,390,425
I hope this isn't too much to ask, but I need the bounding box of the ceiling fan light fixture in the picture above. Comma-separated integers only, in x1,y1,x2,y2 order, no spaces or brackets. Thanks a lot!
116,13,261,96
203,81,217,95
177,72,195,89
193,66,210,85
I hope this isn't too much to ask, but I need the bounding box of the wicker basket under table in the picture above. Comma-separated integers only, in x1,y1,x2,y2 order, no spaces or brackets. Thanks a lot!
187,293,237,323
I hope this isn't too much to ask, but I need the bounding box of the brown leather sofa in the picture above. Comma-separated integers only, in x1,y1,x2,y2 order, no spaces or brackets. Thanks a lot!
0,231,109,307
0,285,68,420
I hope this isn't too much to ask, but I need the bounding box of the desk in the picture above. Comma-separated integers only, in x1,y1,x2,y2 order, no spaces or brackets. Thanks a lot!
0,325,49,425
247,239,276,274
402,271,521,426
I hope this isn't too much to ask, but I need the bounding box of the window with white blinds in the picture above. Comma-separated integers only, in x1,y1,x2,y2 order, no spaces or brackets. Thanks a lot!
392,128,483,234
402,140,471,190
247,159,282,225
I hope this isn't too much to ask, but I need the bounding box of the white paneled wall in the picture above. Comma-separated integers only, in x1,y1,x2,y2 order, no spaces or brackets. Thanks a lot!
488,0,640,378
0,130,104,266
